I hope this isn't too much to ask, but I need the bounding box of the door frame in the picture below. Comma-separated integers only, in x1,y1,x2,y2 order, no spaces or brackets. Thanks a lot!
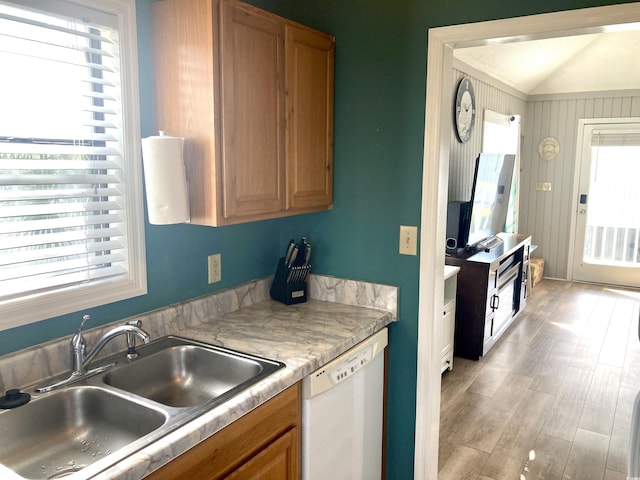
415,4,640,479
567,117,640,284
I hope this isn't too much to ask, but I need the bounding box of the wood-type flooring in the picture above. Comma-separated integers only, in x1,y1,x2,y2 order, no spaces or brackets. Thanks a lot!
439,279,640,480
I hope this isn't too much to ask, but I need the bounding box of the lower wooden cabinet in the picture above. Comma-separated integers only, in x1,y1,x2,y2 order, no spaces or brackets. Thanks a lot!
145,383,301,480
226,429,297,479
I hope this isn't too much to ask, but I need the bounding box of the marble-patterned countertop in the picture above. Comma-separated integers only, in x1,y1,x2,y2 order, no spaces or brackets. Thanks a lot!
0,275,396,480
0,275,398,480
100,298,394,479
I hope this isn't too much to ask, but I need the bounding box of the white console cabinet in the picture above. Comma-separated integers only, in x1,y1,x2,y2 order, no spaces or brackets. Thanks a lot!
442,265,460,373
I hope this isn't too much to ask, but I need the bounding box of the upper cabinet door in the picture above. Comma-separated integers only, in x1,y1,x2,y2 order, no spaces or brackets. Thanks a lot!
285,24,335,211
220,1,285,219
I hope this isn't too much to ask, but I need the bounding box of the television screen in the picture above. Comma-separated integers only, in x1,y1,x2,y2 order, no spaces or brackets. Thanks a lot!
466,153,516,248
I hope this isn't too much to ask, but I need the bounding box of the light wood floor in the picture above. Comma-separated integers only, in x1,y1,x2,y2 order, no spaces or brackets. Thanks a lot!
439,278,640,480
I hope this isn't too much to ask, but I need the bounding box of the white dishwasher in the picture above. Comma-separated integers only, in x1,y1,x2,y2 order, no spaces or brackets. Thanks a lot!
301,327,388,480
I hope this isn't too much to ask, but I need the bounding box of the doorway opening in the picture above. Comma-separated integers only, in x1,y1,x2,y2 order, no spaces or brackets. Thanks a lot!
415,4,640,480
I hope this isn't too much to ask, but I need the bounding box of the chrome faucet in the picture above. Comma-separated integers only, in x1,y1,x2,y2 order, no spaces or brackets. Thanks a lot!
36,314,151,393
71,315,151,375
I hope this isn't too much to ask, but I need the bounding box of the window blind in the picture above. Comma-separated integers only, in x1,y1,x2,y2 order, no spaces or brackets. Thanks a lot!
591,130,640,147
0,1,129,302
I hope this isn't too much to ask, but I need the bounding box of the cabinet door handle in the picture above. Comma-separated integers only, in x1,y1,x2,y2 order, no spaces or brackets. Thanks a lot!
490,294,500,310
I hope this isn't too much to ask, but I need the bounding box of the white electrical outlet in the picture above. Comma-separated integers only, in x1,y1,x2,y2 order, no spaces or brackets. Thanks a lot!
399,225,418,256
208,253,221,283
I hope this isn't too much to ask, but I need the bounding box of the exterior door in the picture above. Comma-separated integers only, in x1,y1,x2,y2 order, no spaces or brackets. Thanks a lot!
571,120,640,287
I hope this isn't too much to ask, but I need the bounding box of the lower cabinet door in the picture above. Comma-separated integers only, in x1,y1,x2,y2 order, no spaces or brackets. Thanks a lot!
227,428,299,480
441,302,454,372
144,384,300,480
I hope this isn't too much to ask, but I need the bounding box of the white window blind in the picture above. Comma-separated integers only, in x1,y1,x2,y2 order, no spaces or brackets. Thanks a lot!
0,0,146,329
591,130,640,147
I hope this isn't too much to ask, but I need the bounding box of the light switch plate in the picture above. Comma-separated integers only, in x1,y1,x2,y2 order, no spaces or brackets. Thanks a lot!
536,182,552,191
399,225,418,256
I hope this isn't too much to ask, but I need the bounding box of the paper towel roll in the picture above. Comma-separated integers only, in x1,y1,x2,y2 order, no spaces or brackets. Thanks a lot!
141,133,190,225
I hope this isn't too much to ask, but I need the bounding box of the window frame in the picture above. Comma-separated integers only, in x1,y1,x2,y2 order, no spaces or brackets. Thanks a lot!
0,0,146,330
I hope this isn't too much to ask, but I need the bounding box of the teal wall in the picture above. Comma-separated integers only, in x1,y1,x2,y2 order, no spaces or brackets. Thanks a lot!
1,0,635,478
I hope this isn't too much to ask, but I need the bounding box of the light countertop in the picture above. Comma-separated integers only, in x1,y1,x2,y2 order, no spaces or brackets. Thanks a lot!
0,275,396,480
102,298,394,479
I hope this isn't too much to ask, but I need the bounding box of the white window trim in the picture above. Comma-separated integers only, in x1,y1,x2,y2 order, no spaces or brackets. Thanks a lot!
0,0,146,330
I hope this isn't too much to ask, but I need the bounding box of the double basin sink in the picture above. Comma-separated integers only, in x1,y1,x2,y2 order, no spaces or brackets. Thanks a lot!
0,336,284,479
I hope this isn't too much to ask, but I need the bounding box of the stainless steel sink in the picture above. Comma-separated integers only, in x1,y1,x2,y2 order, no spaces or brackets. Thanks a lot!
0,335,284,479
0,386,167,480
103,340,274,407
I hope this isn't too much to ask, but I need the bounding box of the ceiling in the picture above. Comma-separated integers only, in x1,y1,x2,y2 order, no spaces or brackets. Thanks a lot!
453,29,640,96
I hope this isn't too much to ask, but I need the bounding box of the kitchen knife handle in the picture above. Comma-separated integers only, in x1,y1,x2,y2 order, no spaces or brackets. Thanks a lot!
289,245,299,267
284,239,295,266
304,243,311,264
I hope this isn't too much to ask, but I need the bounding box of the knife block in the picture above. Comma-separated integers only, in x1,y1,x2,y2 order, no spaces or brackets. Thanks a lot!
270,257,309,305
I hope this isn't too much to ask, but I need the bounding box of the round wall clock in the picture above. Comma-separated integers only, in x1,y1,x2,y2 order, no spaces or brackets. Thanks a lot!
454,77,476,143
538,136,560,160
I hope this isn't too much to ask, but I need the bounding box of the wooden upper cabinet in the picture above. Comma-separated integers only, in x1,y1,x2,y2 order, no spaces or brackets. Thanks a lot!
285,24,334,211
150,0,334,226
150,0,221,225
220,1,285,219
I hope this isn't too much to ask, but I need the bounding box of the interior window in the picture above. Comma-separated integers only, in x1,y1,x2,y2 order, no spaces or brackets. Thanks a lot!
0,0,146,330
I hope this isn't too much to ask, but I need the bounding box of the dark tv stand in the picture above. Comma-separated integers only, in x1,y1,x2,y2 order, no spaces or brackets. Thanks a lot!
445,233,531,360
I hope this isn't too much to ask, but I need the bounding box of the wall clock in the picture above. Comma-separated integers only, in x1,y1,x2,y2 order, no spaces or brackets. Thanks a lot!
454,77,476,143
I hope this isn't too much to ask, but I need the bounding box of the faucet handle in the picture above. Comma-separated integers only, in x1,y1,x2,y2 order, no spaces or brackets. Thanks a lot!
72,314,90,349
78,314,91,334
126,319,142,328
70,314,91,375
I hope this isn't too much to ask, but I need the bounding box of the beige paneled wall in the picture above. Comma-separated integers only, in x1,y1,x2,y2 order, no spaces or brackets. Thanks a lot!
449,64,640,280
448,68,527,202
519,93,640,279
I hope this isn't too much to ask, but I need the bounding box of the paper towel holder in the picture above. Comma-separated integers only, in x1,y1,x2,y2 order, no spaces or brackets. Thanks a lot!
141,131,191,225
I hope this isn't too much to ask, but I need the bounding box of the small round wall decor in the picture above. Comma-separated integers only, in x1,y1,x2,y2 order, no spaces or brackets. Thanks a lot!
538,136,560,161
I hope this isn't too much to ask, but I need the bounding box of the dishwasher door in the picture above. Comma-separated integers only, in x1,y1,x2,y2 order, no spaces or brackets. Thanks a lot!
301,327,388,480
